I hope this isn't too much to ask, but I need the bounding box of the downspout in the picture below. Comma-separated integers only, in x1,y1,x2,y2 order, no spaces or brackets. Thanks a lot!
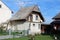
28,21,31,34
8,21,12,35
40,21,41,34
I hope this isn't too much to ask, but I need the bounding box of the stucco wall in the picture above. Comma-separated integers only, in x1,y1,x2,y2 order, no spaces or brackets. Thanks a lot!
8,21,30,31
0,1,12,23
8,21,41,34
29,22,41,34
32,14,42,22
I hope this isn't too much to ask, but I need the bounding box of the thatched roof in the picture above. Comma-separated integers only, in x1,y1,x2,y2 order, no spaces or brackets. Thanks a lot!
53,13,60,19
10,5,44,21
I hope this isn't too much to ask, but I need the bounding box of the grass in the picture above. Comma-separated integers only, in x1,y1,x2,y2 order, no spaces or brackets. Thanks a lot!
4,35,54,40
35,35,53,40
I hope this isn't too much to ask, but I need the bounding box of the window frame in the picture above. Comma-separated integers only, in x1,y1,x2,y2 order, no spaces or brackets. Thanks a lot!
38,24,41,29
33,24,35,26
0,5,2,8
36,15,38,20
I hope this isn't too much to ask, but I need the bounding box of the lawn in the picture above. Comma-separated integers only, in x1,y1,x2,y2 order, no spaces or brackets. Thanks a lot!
35,35,53,40
4,35,54,40
4,36,28,40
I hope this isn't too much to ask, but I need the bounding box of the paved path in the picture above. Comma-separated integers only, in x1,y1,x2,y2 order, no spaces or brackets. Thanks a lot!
0,35,13,39
0,35,22,40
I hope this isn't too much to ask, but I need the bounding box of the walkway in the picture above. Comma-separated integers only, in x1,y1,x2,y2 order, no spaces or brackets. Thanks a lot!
0,35,23,40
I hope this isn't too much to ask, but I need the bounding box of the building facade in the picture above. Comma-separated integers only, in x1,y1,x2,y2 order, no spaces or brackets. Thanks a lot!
0,0,12,23
7,5,44,35
51,13,60,34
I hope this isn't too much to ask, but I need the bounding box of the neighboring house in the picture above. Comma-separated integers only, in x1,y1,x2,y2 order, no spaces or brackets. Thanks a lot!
51,13,60,31
0,21,8,31
51,13,60,34
8,5,44,35
41,24,51,34
0,0,13,24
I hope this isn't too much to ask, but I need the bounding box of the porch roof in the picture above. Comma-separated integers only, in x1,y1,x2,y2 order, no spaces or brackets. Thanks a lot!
51,21,60,24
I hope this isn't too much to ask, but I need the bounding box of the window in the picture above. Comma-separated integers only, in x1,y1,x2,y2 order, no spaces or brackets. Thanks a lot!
0,5,1,8
30,15,32,21
38,24,41,29
36,15,38,20
33,24,35,26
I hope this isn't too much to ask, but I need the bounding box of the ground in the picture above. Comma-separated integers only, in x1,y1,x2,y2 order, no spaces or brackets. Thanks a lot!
4,35,54,40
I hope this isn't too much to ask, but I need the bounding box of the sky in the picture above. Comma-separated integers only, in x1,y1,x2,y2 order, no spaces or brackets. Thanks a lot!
2,0,60,24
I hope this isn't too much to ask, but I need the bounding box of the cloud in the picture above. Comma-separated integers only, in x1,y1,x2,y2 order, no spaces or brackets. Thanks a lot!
14,0,38,7
16,1,25,7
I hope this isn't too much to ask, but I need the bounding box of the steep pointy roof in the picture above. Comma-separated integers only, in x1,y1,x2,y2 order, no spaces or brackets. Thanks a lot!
52,13,60,19
0,0,14,14
10,5,44,21
0,0,12,11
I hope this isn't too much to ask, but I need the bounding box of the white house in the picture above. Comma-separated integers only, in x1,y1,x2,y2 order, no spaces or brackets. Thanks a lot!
8,5,44,35
0,0,12,24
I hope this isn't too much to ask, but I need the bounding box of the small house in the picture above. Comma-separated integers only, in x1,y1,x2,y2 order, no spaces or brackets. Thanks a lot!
7,5,44,35
0,0,13,31
41,24,51,34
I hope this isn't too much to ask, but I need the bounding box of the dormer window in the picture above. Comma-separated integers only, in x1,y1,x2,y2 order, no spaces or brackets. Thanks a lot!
36,15,38,20
0,5,1,8
30,15,32,21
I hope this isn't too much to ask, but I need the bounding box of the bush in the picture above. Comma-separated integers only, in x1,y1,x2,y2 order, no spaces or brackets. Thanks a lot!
35,33,40,36
11,32,23,35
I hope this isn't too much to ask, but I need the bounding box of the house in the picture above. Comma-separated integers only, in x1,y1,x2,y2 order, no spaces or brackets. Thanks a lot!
51,13,60,34
0,0,13,24
0,0,13,31
7,5,44,35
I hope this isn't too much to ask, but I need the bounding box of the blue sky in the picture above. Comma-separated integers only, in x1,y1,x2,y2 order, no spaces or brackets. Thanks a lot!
2,0,60,24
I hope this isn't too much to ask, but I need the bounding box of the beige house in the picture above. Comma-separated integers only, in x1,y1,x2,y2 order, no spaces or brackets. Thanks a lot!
8,5,44,35
0,0,12,24
0,0,13,31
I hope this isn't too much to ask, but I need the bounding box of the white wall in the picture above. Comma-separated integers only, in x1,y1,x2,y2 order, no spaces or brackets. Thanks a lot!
28,13,42,34
32,14,43,22
8,21,30,31
0,1,12,23
29,22,41,34
8,21,41,34
17,22,29,30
